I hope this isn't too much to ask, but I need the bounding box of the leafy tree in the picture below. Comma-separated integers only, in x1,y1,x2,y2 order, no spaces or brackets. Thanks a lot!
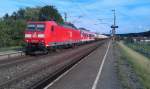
11,12,17,20
24,7,40,21
17,9,25,19
39,5,64,23
3,13,9,20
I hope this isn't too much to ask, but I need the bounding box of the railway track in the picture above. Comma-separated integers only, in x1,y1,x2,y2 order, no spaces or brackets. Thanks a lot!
0,41,105,89
0,47,80,85
0,46,76,68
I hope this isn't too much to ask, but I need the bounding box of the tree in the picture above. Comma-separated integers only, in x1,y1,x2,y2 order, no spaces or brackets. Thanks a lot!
24,7,40,21
11,12,18,20
39,5,64,23
3,13,9,20
17,9,25,19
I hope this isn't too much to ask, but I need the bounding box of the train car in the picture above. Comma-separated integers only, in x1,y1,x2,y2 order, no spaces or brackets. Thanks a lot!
94,34,109,40
24,21,81,55
79,28,95,43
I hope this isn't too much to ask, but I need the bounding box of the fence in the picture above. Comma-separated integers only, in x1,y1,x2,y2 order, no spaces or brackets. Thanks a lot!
125,41,150,58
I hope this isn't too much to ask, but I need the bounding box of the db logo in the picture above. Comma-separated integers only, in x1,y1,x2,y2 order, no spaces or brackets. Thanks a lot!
32,32,37,38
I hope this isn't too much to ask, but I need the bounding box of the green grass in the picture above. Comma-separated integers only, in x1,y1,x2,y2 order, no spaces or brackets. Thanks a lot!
117,55,132,89
118,42,150,89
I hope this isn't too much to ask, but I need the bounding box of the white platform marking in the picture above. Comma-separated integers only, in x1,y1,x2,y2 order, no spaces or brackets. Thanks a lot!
91,41,111,89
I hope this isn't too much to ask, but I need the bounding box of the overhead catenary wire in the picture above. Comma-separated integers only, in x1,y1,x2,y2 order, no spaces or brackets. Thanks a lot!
70,0,111,29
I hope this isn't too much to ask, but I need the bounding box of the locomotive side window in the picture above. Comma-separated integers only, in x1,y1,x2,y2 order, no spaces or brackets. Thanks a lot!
51,26,54,32
37,24,45,31
27,24,36,31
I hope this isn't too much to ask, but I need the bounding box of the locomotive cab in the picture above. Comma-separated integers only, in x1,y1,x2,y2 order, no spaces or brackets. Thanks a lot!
24,21,57,55
25,23,45,43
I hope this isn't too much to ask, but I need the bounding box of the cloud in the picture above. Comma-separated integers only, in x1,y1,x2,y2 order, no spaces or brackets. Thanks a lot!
0,0,150,33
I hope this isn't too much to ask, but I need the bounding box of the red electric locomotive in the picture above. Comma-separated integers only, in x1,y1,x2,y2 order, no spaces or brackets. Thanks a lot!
24,21,95,55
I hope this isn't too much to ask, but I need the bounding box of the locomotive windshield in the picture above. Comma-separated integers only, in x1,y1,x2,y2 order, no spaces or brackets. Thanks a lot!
27,24,45,31
37,24,45,31
27,24,36,31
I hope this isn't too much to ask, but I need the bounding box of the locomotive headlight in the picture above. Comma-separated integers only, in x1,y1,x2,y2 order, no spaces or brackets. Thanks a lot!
25,34,31,38
38,34,45,38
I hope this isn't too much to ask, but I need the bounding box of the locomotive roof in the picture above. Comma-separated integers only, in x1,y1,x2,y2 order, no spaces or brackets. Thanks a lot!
27,21,79,30
27,21,58,25
78,27,90,31
61,22,78,30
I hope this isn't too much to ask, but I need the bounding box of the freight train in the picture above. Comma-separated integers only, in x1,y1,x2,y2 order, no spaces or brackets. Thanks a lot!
24,21,108,55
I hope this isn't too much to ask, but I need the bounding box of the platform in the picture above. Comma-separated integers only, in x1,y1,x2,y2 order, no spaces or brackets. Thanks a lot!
44,41,122,89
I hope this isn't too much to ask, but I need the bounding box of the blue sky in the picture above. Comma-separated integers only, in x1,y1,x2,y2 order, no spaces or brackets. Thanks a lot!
0,0,150,34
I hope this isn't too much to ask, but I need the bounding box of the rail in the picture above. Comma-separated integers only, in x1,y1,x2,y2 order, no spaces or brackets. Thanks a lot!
0,51,24,59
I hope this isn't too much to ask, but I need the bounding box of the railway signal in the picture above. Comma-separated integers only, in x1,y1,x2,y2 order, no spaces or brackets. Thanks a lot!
111,9,118,41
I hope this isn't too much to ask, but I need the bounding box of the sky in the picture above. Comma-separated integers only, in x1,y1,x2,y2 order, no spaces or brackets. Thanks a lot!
0,0,150,34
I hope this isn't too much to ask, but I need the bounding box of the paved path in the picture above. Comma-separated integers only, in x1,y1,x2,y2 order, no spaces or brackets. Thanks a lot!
45,41,122,89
